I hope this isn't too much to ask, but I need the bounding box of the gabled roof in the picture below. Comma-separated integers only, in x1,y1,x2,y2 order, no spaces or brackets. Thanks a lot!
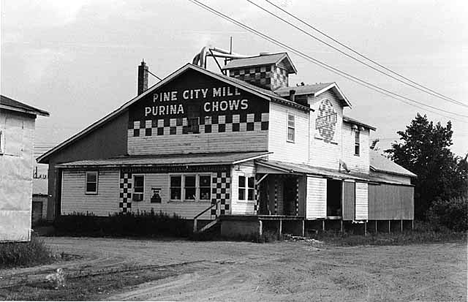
222,52,297,74
56,152,271,168
37,63,309,163
274,82,352,108
1,95,49,117
342,116,376,131
370,151,416,178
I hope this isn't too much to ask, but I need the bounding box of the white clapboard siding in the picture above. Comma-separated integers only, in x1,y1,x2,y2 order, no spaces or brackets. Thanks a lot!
231,163,256,215
340,124,370,173
355,182,368,220
62,170,218,219
128,130,268,155
61,170,120,216
268,103,309,164
305,176,327,219
308,91,343,170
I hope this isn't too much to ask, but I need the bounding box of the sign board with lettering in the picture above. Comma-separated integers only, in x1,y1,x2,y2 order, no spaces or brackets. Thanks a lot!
129,69,269,126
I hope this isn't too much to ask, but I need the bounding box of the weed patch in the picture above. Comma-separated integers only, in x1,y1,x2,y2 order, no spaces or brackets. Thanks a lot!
54,210,191,238
0,236,54,269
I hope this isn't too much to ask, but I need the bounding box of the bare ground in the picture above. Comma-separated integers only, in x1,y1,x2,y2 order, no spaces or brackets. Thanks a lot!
0,237,466,301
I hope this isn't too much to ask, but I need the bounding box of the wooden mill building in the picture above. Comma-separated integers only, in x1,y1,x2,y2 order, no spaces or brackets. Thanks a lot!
38,52,415,236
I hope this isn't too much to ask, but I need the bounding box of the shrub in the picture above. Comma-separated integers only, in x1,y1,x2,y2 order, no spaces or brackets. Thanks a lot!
54,210,191,238
427,195,468,232
0,236,53,268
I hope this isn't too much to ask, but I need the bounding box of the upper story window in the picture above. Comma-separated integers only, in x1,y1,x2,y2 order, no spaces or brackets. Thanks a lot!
85,171,98,194
239,175,255,201
354,130,360,156
133,175,144,201
287,114,295,143
0,130,3,154
170,174,211,202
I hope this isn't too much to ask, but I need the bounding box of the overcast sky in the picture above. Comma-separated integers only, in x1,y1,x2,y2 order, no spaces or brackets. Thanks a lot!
2,0,467,157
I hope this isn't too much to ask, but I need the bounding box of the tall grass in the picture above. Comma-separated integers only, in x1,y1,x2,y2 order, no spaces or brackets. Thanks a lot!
0,236,53,268
54,210,191,238
307,221,467,246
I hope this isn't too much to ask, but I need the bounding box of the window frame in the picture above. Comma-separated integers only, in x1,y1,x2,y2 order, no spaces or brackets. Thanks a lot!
354,130,360,156
238,175,255,202
132,174,145,201
287,114,295,143
85,171,99,195
169,174,212,202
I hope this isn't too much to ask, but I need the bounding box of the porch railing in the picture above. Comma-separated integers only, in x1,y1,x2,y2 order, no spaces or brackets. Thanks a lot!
193,200,222,233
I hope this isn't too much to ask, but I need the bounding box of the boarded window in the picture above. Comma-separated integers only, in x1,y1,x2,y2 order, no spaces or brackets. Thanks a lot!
85,171,98,194
133,175,144,201
287,114,295,142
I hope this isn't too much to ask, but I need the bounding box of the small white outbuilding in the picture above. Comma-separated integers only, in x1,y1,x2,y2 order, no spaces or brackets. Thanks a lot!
0,95,49,242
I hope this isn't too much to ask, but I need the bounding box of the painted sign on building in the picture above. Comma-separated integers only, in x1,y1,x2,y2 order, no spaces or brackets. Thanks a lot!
315,99,337,142
129,70,269,127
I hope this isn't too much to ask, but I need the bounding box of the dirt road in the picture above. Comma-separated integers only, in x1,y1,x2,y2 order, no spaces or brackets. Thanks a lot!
1,237,466,301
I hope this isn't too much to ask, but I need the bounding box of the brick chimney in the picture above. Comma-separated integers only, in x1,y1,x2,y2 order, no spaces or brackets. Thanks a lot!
137,61,149,95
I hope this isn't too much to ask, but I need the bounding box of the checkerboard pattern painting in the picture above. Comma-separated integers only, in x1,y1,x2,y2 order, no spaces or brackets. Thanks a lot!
119,171,132,213
274,178,278,215
210,172,231,216
295,178,300,216
130,113,269,137
254,180,260,214
229,65,288,90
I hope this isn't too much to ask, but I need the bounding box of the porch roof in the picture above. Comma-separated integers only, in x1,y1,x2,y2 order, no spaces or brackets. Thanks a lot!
57,151,271,168
256,160,413,185
256,160,369,181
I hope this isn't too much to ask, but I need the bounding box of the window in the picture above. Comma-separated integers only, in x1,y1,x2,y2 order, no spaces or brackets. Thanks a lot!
199,175,211,201
85,171,98,194
170,176,182,200
239,175,255,201
354,130,360,156
185,175,196,200
287,114,295,142
133,175,144,201
170,174,211,202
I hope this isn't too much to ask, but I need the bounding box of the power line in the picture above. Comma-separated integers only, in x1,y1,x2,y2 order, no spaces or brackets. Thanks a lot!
148,70,162,81
263,0,467,108
189,0,468,123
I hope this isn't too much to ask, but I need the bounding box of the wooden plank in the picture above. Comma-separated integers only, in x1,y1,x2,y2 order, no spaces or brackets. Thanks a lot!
342,181,355,221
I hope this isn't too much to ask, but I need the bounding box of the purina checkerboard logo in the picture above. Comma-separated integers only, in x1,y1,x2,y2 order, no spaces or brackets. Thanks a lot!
315,99,337,142
128,69,270,137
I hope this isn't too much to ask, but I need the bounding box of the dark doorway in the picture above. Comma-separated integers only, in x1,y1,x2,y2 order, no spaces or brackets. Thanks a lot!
327,179,342,217
283,177,297,216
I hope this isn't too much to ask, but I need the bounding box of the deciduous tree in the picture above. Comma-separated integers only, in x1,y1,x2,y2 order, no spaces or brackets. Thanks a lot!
386,114,468,219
